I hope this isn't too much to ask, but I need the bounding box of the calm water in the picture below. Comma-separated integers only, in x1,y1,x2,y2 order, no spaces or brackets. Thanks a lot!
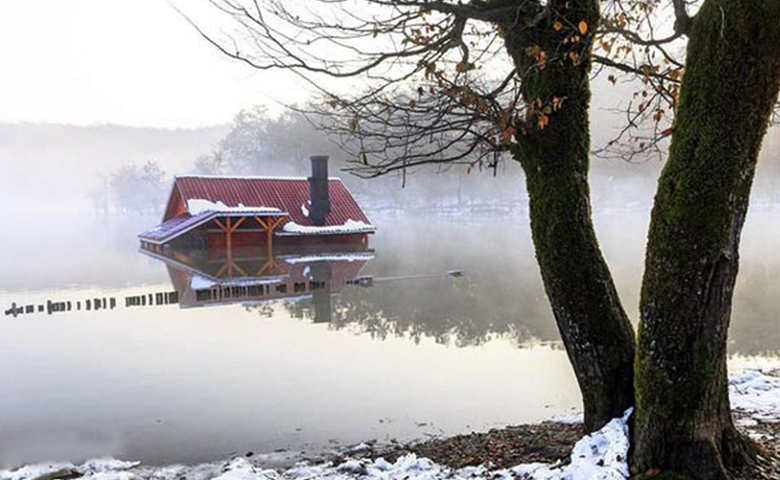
1,208,779,468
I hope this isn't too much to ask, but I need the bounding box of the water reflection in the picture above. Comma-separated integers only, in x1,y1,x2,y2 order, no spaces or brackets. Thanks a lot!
3,210,779,356
1,211,780,468
136,242,549,349
140,244,374,321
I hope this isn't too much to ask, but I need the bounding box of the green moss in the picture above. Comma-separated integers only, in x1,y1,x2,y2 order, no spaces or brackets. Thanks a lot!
634,0,780,475
507,0,636,432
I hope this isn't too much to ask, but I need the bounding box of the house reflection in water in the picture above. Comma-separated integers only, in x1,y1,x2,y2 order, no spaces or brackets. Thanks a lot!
140,244,374,323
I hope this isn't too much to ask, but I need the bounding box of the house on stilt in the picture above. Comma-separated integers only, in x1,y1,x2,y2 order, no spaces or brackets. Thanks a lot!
139,156,375,256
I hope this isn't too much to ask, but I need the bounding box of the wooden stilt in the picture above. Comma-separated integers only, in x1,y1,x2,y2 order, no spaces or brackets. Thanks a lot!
255,215,287,276
214,216,248,278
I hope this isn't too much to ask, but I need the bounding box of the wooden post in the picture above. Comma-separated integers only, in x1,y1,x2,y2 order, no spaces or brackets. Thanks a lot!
255,215,287,275
214,216,246,278
255,216,280,259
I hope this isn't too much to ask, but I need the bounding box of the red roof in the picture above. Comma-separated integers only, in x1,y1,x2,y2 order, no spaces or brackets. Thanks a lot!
173,175,371,227
140,175,374,244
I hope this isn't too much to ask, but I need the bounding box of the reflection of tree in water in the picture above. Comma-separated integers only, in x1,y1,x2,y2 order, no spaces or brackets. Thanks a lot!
227,211,780,355
278,268,563,348
270,260,780,355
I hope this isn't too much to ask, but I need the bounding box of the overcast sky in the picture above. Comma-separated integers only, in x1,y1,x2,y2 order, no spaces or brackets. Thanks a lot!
0,0,311,128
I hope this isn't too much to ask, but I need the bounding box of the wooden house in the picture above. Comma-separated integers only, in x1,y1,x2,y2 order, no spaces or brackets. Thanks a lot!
139,156,375,256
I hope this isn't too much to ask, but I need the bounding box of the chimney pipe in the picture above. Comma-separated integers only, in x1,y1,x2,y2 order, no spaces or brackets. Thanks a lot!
309,155,330,225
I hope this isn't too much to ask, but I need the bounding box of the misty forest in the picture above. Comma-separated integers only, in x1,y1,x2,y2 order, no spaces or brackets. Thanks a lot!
2,1,780,480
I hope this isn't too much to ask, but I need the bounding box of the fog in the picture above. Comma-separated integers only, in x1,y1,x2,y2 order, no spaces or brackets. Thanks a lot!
3,57,780,469
3,0,780,472
3,74,780,216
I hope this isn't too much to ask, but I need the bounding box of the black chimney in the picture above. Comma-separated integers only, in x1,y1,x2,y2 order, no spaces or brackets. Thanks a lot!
309,155,331,225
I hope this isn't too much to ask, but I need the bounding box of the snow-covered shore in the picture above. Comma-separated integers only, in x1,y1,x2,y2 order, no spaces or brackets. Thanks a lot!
3,371,779,480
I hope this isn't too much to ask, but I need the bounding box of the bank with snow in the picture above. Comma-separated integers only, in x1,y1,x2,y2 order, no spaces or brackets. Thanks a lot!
3,371,778,480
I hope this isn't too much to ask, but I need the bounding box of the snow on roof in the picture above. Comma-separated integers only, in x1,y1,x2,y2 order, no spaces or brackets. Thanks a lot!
138,211,214,244
187,199,281,216
279,219,375,236
172,175,373,229
281,252,376,264
138,210,288,245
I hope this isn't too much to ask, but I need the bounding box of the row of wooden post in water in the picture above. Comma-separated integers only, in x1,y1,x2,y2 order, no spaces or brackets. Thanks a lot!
3,291,180,318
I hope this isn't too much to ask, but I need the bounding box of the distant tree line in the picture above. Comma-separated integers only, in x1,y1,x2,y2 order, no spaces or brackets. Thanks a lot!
90,161,169,215
95,106,536,216
192,106,538,211
96,104,680,217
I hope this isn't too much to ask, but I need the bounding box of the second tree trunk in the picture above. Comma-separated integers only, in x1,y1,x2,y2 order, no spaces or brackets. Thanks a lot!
634,1,780,477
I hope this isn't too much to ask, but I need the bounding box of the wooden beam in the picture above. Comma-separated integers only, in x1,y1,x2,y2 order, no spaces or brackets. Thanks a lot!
216,262,228,277
255,215,287,259
230,217,246,232
232,262,247,277
214,218,228,232
257,257,282,276
225,217,233,275
266,228,274,259
255,216,270,230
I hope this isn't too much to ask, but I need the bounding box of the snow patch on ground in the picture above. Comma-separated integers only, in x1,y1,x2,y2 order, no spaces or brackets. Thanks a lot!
4,372,779,480
2,459,140,480
0,412,631,480
552,413,584,425
506,408,631,480
729,369,780,422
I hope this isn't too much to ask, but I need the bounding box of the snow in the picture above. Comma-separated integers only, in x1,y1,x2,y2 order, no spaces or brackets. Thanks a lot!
3,372,778,480
1,459,140,480
729,369,780,422
190,274,286,290
0,412,632,480
342,442,373,454
301,202,310,218
281,219,375,235
553,413,584,425
506,409,632,480
187,199,281,216
283,252,376,264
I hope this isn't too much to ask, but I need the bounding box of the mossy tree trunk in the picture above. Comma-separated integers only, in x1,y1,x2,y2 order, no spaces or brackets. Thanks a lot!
634,1,780,477
499,0,637,433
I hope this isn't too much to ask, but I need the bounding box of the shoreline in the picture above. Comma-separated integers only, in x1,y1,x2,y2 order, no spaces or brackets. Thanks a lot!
3,370,779,480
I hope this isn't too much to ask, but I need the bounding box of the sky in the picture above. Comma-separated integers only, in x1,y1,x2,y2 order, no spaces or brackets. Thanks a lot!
0,0,312,128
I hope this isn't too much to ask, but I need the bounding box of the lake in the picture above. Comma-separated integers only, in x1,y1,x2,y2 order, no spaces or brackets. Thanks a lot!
1,207,778,469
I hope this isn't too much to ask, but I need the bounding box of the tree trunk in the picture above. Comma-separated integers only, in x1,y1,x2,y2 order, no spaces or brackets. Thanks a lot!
634,1,780,477
501,0,637,432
